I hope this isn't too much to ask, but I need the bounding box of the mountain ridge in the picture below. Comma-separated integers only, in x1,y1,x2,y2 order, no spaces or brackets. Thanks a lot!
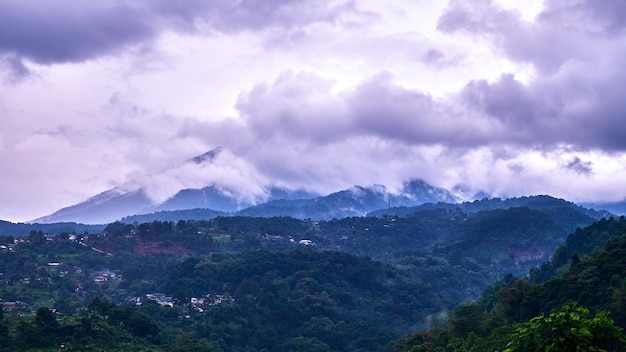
31,176,460,224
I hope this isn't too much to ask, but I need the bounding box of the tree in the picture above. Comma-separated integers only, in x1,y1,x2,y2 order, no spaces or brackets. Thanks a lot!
34,306,59,332
504,302,625,352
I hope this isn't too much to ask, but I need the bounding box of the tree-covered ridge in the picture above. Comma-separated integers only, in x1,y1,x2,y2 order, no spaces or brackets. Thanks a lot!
527,216,626,284
0,201,599,314
0,202,612,351
368,195,609,220
397,219,626,351
0,242,449,351
152,250,448,351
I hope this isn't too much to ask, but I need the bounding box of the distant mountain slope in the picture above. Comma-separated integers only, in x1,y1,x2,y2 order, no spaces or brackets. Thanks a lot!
152,185,249,213
30,147,320,224
581,200,626,216
31,186,153,225
238,180,457,220
37,176,456,224
369,195,611,221
153,186,319,214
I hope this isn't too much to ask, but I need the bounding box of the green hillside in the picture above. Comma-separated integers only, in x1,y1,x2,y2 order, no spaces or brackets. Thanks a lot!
397,216,626,351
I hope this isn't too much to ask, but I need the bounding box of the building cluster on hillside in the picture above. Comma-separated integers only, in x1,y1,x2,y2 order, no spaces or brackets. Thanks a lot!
125,292,236,311
190,293,235,312
255,233,316,246
145,293,175,307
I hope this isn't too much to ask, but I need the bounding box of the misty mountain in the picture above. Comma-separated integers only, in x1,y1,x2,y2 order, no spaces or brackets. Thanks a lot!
151,185,249,213
30,148,323,224
151,185,319,214
31,186,153,225
31,145,458,224
236,180,457,220
581,200,626,216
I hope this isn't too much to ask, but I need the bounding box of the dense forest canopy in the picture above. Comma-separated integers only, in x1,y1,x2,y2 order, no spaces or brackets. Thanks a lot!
0,199,622,351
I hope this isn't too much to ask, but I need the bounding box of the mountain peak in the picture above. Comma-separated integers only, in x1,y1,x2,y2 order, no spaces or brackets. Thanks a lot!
188,147,222,165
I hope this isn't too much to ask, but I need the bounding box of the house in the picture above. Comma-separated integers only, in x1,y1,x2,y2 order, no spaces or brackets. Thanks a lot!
298,239,314,246
94,275,107,282
146,293,174,307
2,301,24,309
191,297,205,305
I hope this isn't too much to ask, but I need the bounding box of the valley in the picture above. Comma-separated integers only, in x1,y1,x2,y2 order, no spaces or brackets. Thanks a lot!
1,194,624,351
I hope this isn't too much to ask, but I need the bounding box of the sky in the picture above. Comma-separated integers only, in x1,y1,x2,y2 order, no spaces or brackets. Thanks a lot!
2,0,626,222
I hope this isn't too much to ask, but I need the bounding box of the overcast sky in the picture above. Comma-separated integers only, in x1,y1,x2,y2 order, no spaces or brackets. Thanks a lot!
2,0,626,222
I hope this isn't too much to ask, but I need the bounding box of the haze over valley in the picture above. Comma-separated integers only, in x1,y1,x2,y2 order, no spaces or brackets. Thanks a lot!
2,0,626,351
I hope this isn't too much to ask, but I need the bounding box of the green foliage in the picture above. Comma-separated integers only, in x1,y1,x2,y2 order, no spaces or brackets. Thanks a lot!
0,301,219,352
504,303,625,352
0,203,612,351
397,220,626,352
151,249,446,351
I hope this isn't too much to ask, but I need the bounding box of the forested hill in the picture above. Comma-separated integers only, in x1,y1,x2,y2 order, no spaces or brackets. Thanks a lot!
92,200,600,303
153,250,448,351
530,216,626,283
0,237,448,351
0,220,104,237
368,195,610,220
0,198,615,351
397,216,626,351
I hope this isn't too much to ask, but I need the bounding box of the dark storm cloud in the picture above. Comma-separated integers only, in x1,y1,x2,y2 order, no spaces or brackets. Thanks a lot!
459,70,626,151
459,74,548,144
438,0,626,152
228,71,498,149
0,0,359,67
233,61,626,153
0,2,154,64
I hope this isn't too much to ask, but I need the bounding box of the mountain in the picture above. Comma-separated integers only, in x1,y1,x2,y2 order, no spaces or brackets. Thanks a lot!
151,185,249,213
33,148,458,224
368,195,612,220
581,200,626,216
31,185,153,225
150,186,319,214
237,180,457,220
32,147,327,224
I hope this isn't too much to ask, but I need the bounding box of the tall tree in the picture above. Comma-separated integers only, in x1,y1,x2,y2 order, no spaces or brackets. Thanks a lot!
504,303,625,352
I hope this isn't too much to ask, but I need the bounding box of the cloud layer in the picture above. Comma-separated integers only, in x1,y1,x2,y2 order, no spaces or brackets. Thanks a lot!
1,0,626,222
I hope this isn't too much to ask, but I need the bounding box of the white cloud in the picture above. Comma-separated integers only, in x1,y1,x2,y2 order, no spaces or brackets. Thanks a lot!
2,0,626,222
